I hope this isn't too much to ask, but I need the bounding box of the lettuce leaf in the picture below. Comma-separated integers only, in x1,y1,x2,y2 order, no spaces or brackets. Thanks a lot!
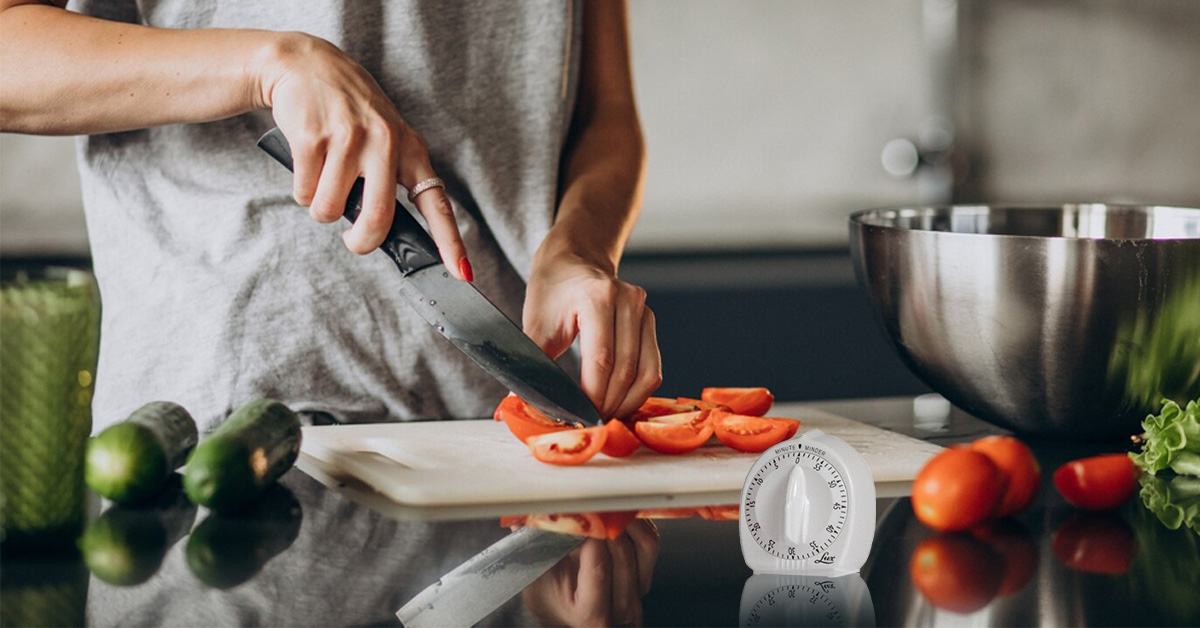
1138,473,1200,535
1130,398,1200,476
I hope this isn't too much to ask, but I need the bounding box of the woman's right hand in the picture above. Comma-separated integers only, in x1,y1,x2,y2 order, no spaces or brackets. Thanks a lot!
253,33,470,278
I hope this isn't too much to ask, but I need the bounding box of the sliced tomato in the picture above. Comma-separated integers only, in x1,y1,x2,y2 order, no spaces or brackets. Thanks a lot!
711,411,791,453
634,410,713,455
494,394,575,443
1053,454,1140,511
770,417,801,440
676,397,730,412
601,419,641,458
527,427,607,466
598,511,639,539
701,387,775,416
525,512,607,539
629,397,699,422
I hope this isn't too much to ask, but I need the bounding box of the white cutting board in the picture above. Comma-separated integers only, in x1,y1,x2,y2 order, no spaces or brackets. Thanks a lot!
298,403,943,507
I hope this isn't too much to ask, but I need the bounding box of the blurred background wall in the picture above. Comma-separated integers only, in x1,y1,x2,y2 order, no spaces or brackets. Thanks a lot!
3,0,1198,401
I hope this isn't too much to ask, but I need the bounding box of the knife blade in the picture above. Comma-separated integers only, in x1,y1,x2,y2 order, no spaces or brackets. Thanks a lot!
396,527,585,627
256,128,603,427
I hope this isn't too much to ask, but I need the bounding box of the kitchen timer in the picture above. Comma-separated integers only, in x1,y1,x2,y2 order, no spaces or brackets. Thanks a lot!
738,429,877,626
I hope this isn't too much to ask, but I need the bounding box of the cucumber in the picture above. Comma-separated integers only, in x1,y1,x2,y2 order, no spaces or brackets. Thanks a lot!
78,475,198,586
185,484,303,588
183,399,301,513
85,401,198,504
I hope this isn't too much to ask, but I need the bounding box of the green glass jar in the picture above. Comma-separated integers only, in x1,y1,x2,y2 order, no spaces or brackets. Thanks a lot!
1,265,100,553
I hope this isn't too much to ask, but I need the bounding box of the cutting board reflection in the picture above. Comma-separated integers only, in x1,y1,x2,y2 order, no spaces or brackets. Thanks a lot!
299,405,943,506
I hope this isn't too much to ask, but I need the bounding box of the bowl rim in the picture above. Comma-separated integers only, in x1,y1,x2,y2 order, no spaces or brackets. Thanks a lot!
848,203,1200,242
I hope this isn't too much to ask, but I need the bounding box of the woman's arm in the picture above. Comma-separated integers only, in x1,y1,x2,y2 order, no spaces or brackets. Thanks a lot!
0,0,270,135
0,0,469,269
524,0,660,419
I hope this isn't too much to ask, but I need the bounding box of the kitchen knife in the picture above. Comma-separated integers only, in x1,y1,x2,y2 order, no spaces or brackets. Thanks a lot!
396,526,585,627
256,128,603,427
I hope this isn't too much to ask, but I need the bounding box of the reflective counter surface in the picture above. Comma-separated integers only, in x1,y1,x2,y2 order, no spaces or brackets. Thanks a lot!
3,397,1197,627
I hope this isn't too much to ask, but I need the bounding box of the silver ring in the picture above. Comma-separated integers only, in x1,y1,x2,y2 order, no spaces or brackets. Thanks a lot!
407,177,445,202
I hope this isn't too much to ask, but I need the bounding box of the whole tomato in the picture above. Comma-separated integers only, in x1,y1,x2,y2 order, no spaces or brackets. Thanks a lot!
969,436,1041,518
1053,454,1139,511
912,449,1007,531
910,534,1004,613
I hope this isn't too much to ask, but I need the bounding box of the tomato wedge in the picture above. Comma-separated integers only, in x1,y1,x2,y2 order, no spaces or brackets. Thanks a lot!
771,418,801,440
701,387,775,416
676,397,730,412
601,419,641,458
711,411,791,453
527,427,607,466
1053,454,1139,511
629,397,699,422
634,410,713,454
494,394,574,443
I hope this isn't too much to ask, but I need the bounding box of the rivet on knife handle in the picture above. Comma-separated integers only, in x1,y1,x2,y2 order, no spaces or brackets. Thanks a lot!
256,127,441,275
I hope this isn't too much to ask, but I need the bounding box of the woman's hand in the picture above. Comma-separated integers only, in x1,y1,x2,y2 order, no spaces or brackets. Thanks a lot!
255,33,470,277
524,252,662,420
523,519,660,627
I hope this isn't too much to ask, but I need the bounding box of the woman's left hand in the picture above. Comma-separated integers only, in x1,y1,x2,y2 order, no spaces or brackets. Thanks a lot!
523,252,662,420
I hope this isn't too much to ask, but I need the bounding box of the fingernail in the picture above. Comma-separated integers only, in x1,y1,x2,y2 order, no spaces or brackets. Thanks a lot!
459,258,474,283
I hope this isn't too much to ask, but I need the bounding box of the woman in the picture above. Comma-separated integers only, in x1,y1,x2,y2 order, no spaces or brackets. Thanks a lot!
0,0,661,429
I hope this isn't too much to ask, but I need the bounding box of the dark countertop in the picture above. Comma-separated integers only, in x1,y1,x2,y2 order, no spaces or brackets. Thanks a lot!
3,397,1197,627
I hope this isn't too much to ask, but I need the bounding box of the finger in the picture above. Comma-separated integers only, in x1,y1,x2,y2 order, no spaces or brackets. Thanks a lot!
413,187,471,280
611,308,664,419
398,142,470,281
607,534,641,625
309,144,359,225
578,286,617,413
625,520,661,595
601,285,646,416
289,133,325,208
343,157,396,254
574,539,613,616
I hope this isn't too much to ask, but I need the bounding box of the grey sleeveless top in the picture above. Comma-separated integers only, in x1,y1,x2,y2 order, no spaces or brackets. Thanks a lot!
73,0,582,431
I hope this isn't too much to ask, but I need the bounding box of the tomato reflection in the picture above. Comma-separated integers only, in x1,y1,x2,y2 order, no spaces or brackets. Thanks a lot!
909,534,1004,613
1052,512,1138,574
970,519,1038,596
699,504,741,520
501,503,741,540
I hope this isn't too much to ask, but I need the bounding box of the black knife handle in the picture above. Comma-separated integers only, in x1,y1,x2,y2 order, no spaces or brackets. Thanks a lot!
256,127,441,275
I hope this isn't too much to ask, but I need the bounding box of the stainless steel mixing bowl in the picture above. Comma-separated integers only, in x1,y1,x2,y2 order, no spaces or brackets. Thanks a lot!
850,204,1200,438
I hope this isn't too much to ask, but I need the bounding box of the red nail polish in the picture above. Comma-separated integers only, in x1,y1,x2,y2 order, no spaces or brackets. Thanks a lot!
459,258,474,283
